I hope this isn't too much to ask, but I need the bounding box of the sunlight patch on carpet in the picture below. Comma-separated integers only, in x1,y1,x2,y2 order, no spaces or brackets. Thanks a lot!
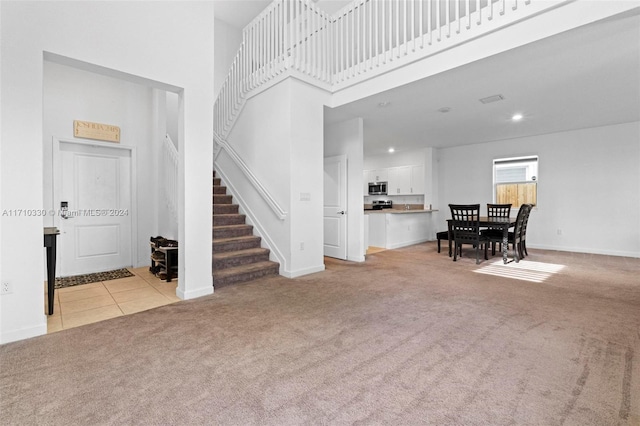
474,260,565,283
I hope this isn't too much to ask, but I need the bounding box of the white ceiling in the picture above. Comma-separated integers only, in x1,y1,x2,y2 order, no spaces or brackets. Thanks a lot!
214,0,271,28
214,0,352,29
215,2,640,157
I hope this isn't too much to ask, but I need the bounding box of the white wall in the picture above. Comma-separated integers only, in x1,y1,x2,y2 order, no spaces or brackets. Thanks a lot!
325,117,366,261
222,78,329,278
290,81,329,275
166,92,179,148
158,90,179,241
214,18,243,97
437,122,640,257
0,1,214,343
364,149,426,170
43,61,162,268
220,78,292,274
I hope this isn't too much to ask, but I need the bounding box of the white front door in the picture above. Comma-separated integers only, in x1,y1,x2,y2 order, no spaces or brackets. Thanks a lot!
323,155,347,259
54,139,133,276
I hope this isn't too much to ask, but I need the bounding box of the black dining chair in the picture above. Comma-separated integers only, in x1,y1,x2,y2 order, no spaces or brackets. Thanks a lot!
481,203,512,255
436,230,451,256
508,204,533,261
448,204,488,264
519,204,533,257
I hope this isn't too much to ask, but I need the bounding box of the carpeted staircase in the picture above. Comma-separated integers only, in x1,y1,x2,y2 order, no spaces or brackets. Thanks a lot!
212,171,280,288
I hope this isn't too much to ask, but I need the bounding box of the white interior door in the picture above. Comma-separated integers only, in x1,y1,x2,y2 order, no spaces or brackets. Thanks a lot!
55,140,133,276
324,155,347,259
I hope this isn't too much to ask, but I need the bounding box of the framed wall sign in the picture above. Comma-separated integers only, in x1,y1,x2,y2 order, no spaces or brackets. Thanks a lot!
73,120,120,143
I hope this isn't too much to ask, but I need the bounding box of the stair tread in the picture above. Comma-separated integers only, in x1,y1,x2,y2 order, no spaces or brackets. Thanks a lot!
214,235,260,244
212,173,278,286
213,224,252,230
213,247,269,259
213,261,279,278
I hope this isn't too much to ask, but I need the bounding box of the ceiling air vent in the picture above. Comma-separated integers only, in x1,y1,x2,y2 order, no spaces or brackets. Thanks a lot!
479,94,505,104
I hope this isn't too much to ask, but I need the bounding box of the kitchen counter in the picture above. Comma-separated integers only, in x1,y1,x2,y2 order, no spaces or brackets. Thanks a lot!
364,208,437,214
366,208,436,250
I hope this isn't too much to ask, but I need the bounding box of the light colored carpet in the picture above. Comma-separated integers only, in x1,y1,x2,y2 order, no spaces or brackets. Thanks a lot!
1,243,639,425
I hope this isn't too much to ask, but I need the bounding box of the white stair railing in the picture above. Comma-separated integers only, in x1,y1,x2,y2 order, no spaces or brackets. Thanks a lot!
162,133,179,222
214,0,332,139
213,134,287,220
331,0,516,84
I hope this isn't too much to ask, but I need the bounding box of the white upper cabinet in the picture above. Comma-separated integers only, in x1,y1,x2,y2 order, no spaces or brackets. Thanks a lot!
388,166,411,195
367,169,388,182
388,165,424,195
411,164,425,194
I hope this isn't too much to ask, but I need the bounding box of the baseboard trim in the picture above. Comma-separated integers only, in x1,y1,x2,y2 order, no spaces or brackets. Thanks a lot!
527,244,640,259
386,238,430,250
177,285,214,300
1,321,47,344
282,264,325,278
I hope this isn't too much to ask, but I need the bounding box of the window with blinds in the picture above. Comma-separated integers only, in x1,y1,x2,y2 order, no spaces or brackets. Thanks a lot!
493,156,538,208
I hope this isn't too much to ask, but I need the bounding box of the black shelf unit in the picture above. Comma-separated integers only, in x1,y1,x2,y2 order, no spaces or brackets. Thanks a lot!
150,243,178,282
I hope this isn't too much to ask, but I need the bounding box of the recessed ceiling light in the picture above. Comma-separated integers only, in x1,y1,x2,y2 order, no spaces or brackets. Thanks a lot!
512,113,524,121
378,101,391,108
437,107,451,113
388,148,395,153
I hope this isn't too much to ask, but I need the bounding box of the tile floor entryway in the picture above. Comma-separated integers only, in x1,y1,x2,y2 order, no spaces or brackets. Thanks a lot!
46,266,180,333
366,246,387,255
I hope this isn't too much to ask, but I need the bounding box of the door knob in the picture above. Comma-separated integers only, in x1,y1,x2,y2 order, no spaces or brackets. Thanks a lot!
337,210,345,215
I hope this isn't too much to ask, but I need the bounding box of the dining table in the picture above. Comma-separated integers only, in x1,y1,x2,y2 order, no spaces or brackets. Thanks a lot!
446,216,517,264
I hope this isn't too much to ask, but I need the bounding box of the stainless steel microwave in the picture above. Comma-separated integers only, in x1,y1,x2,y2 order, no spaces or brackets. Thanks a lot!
368,181,388,195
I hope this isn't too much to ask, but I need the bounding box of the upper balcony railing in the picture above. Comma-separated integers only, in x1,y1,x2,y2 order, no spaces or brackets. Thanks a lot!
214,0,548,139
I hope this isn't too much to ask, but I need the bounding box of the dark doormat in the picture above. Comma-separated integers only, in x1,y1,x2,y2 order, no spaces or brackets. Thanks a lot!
55,268,135,289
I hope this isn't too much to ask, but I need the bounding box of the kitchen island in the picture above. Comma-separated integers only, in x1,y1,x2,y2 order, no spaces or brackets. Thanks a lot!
365,208,437,250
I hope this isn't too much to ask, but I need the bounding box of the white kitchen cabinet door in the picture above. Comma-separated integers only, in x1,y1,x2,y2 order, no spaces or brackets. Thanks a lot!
388,166,411,195
386,213,431,249
370,168,388,182
411,164,425,194
367,214,386,248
